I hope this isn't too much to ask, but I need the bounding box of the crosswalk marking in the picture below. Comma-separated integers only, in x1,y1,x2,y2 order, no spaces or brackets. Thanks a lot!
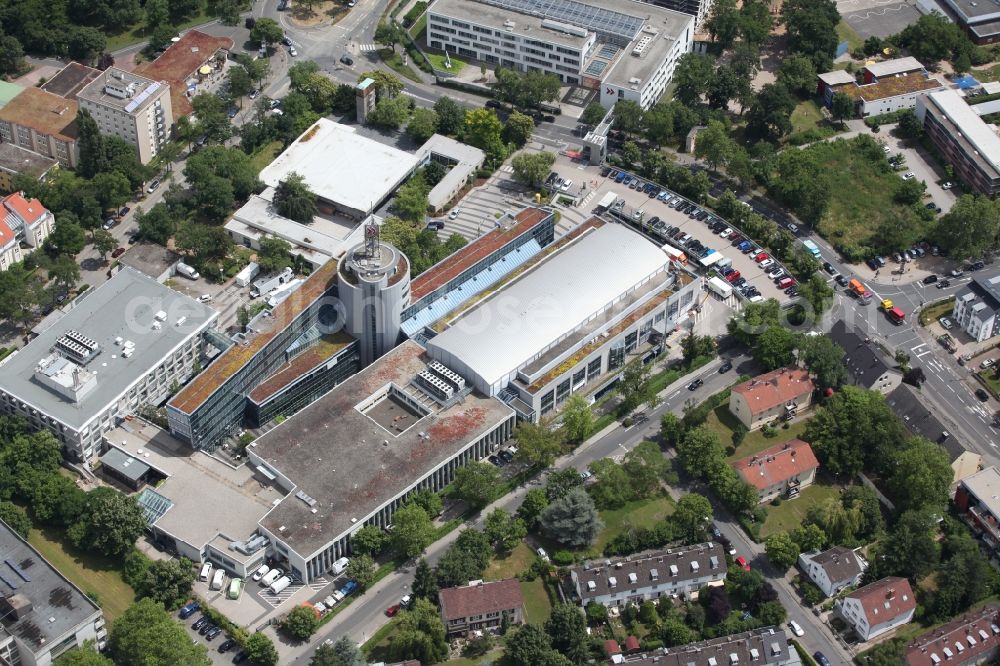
358,43,378,52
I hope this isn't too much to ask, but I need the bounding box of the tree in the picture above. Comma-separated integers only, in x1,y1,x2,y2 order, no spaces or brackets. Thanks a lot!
677,427,723,479
797,273,835,320
359,70,404,99
392,175,430,222
435,529,492,587
694,121,734,172
56,644,114,666
746,83,796,143
346,553,377,589
867,510,941,581
672,493,713,543
175,224,233,267
374,21,402,52
184,144,260,201
391,503,434,559
897,109,925,139
0,501,30,538
47,215,88,256
511,151,556,188
434,97,466,135
108,598,210,666
272,172,318,224
934,195,1000,260
406,107,439,142
388,599,448,664
517,488,549,529
702,585,731,625
451,460,502,508
68,487,146,557
506,624,572,666
798,334,846,392
545,603,589,665
561,395,595,445
69,27,107,63
283,604,321,640
368,95,412,130
752,325,798,371
615,357,652,414
135,558,195,609
781,0,840,70
144,0,169,29
256,236,293,273
546,467,584,501
706,0,740,48
502,111,535,147
0,32,26,78
888,437,953,513
830,92,855,126
539,487,603,547
92,229,117,261
777,55,818,98
250,18,283,46
791,523,827,552
408,489,443,518
738,0,773,45
707,65,741,110
412,558,438,603
133,204,174,245
581,101,607,125
622,442,670,498
350,524,389,556
227,66,253,105
76,109,107,178
484,508,527,552
672,53,714,106
514,420,563,468
765,532,800,570
464,108,505,162
587,458,634,509
243,633,278,666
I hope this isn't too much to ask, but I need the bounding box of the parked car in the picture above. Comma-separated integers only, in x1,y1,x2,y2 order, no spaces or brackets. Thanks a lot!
939,316,953,329
448,208,461,220
537,547,550,562
719,360,733,373
340,55,354,66
835,274,849,287
111,247,126,258
147,178,161,193
902,171,915,180
385,604,400,617
218,638,237,653
823,261,836,274
978,388,992,402
789,621,804,637
981,359,995,369
923,274,938,284
813,652,831,666
687,378,704,391
192,616,210,630
735,556,751,571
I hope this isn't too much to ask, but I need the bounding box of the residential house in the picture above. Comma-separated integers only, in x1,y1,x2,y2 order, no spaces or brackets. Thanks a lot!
953,272,1000,342
886,384,981,484
732,438,819,503
728,367,814,430
607,627,797,665
798,546,867,597
954,466,1000,559
438,578,523,636
2,191,55,250
836,576,916,641
571,543,726,608
829,320,902,394
905,603,1000,665
0,216,21,271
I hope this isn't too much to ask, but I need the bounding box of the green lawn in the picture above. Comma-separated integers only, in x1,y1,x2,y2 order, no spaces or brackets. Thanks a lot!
379,48,423,83
979,370,1000,397
703,405,811,462
425,52,467,74
759,481,843,538
918,297,955,326
249,140,283,174
836,20,864,52
791,100,825,135
409,12,428,40
594,494,675,553
806,138,931,252
485,542,536,580
105,8,215,52
520,579,552,625
27,526,135,622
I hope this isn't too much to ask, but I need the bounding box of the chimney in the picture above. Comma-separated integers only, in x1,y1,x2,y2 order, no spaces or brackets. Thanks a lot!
887,588,896,599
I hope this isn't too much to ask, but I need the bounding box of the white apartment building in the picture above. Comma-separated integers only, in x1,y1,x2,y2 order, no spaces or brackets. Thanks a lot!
2,191,55,250
427,0,693,110
953,273,1000,342
0,268,217,462
77,69,172,165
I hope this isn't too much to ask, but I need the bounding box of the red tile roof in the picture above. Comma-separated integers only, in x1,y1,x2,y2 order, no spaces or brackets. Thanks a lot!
605,640,621,655
906,604,1000,666
733,439,819,490
439,579,523,622
134,30,233,116
0,218,16,249
2,192,49,227
409,207,552,301
624,636,641,653
847,577,915,627
732,367,814,417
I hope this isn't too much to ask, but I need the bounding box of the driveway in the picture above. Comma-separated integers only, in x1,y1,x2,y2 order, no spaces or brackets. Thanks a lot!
879,127,958,213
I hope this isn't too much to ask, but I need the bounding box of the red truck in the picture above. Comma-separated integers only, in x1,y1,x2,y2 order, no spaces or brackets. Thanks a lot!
887,306,906,324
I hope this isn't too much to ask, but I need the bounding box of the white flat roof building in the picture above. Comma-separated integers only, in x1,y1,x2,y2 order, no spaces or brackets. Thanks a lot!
427,223,671,394
259,119,420,219
917,89,1000,196
0,268,217,462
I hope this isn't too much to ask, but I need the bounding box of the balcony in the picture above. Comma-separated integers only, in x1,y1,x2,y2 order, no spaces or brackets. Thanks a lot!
968,505,1000,547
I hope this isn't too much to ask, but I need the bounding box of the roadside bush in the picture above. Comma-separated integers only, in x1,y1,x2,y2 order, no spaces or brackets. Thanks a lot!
552,550,575,566
799,579,826,607
403,1,428,25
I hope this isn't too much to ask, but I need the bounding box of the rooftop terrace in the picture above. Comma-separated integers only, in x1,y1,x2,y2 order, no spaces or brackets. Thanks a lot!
168,260,339,414
39,63,100,100
837,71,944,103
247,332,356,405
0,88,78,142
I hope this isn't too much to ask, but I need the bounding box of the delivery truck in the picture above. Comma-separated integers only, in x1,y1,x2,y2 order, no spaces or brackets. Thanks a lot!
235,262,260,288
250,267,294,298
707,276,733,299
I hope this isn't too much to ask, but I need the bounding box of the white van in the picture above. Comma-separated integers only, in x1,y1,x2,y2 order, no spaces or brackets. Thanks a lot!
199,563,213,582
251,564,269,581
269,576,292,595
210,569,225,591
260,568,282,587
330,557,349,576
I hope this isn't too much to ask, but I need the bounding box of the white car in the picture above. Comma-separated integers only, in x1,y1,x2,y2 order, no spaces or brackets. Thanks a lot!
197,294,212,303
942,181,953,190
560,179,573,192
719,228,733,238
537,547,550,562
759,258,775,269
323,595,337,607
787,223,798,233
939,316,953,330
448,208,461,220
981,358,995,369
767,267,784,280
882,145,891,154
789,620,804,637
902,172,916,180
288,46,297,57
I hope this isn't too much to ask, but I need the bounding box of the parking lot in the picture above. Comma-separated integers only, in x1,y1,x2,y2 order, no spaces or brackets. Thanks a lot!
581,171,794,306
837,0,922,40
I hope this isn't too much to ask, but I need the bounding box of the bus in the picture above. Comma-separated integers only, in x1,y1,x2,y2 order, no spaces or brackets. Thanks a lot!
802,240,821,257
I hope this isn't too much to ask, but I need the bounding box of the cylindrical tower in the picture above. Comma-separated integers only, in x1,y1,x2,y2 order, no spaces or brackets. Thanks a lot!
337,222,410,366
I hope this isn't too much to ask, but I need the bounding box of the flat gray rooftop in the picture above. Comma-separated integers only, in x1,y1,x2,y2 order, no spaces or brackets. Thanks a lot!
602,10,692,89
0,268,217,431
943,0,1000,21
0,521,101,652
430,0,592,49
252,340,514,558
77,68,165,113
0,142,58,177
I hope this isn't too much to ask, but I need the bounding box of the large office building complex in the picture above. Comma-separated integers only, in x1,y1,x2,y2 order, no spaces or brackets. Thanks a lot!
0,268,217,462
917,89,1000,196
0,520,106,666
938,0,1000,44
426,0,693,109
77,68,172,165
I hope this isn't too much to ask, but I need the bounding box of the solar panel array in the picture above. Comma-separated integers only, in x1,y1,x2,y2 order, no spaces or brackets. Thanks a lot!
5,559,31,582
478,0,644,41
124,81,162,114
598,44,620,59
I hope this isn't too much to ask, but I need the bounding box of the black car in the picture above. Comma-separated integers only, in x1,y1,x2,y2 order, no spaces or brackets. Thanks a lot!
218,638,237,653
205,626,223,641
340,55,354,66
600,167,610,177
813,653,831,666
733,277,747,287
687,378,704,391
199,622,216,636
719,361,733,373
648,216,660,226
937,279,951,288
711,524,722,538
866,257,879,270
696,211,709,221
972,260,986,270
923,274,938,284
977,388,991,402
119,206,130,217
823,261,836,274
485,100,502,110
786,287,799,297
835,275,849,287
232,652,249,664
192,616,210,630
